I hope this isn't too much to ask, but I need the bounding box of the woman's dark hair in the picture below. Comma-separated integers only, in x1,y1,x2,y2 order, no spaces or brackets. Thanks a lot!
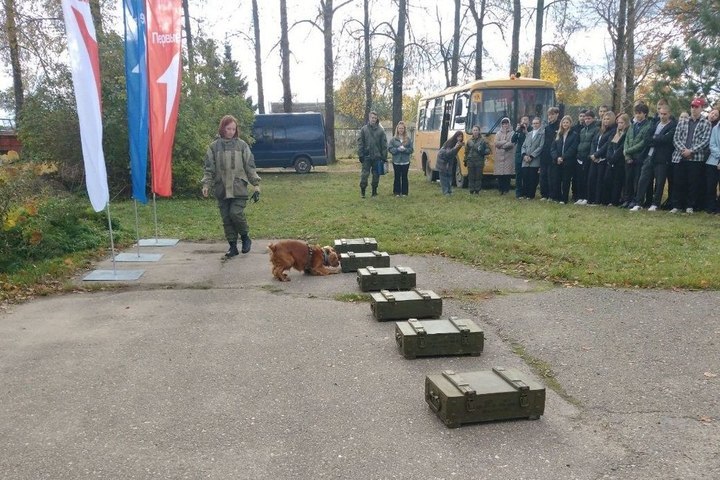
442,130,464,149
218,115,239,138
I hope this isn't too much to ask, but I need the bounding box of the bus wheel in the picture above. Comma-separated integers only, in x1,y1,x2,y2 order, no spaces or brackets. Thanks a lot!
294,156,312,174
425,162,435,182
455,167,468,188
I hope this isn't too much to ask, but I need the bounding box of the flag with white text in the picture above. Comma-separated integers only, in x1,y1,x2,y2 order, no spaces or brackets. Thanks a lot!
61,0,109,212
145,0,182,197
124,0,149,204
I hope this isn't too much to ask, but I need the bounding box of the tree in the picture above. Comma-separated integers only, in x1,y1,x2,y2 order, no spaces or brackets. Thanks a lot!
3,0,23,119
251,0,265,113
280,0,292,112
520,47,579,104
651,0,720,105
451,0,460,86
466,0,510,80
182,0,195,77
391,0,407,129
296,0,352,164
335,59,393,126
510,0,521,75
363,0,372,123
532,0,544,78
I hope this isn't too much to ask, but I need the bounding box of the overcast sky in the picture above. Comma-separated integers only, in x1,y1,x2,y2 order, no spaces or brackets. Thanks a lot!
200,0,609,111
0,0,610,119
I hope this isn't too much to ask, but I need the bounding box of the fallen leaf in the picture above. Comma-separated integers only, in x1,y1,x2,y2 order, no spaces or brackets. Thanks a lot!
699,416,713,424
704,372,717,378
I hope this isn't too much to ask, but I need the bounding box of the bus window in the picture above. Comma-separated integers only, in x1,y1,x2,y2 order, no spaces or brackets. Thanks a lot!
517,89,555,123
418,107,426,130
453,93,469,130
428,98,444,131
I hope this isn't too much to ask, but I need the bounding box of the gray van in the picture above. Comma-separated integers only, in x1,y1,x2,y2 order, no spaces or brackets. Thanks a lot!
251,112,328,173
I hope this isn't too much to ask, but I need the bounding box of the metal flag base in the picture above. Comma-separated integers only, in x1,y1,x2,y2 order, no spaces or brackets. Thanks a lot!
83,269,145,281
114,252,163,262
138,238,179,247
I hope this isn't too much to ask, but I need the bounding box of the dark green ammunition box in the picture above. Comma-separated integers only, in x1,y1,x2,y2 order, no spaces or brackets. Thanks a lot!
333,237,378,254
370,288,442,321
340,251,390,273
356,266,416,292
425,367,546,428
395,317,484,359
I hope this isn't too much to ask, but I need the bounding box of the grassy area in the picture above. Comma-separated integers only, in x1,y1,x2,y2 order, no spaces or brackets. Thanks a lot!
106,167,720,290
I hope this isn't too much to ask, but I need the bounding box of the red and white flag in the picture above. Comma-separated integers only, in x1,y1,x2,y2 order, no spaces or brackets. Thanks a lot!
146,0,182,197
61,0,109,212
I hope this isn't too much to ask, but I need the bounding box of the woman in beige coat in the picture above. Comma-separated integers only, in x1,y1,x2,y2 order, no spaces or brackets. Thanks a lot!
494,117,516,194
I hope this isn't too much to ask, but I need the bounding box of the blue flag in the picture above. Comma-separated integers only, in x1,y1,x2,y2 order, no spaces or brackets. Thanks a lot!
123,0,148,203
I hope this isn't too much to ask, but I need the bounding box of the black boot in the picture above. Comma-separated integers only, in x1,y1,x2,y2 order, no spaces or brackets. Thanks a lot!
360,187,366,198
240,234,252,254
225,241,239,258
371,186,378,197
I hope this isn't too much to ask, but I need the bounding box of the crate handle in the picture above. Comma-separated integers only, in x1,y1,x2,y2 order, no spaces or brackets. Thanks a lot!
367,266,378,275
407,318,426,336
426,387,441,412
493,367,530,391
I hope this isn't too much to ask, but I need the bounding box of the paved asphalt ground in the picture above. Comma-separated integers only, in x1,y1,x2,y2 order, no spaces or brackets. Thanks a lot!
1,240,718,479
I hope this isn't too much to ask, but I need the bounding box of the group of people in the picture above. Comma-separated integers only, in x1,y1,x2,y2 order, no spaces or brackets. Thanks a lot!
358,100,720,214
509,99,720,213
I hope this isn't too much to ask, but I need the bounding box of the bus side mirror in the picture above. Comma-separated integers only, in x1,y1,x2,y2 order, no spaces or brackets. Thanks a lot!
454,115,466,124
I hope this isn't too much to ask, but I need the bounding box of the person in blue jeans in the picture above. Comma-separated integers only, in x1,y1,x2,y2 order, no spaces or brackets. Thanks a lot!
388,121,414,196
436,131,464,195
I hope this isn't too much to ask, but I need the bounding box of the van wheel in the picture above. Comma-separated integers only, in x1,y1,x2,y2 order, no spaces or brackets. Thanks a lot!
294,156,312,174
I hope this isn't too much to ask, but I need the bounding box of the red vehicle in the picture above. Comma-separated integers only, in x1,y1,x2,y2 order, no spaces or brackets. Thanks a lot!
0,118,21,155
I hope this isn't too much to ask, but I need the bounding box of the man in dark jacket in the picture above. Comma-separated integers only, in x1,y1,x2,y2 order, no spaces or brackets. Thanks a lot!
512,115,530,198
630,105,676,211
622,103,651,208
574,110,599,204
540,107,560,200
357,111,388,198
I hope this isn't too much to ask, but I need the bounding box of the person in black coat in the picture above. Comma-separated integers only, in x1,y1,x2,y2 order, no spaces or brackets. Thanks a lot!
588,111,617,205
550,115,579,204
540,107,560,200
630,105,677,211
605,114,629,206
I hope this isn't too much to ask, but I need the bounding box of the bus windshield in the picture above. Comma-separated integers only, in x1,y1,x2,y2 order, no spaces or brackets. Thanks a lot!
467,88,555,134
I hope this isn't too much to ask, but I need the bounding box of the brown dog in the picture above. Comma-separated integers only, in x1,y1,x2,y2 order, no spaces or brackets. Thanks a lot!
268,240,341,281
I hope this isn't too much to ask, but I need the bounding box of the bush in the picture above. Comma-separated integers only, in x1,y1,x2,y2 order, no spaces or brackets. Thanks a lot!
0,196,110,274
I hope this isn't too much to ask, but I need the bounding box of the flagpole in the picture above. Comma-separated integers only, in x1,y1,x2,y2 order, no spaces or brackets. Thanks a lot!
106,203,117,275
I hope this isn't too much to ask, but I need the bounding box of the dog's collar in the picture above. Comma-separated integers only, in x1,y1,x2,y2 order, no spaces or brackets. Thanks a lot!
305,243,331,272
321,248,330,266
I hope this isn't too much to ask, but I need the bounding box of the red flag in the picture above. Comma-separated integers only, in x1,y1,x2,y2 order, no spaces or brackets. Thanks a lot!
145,0,182,197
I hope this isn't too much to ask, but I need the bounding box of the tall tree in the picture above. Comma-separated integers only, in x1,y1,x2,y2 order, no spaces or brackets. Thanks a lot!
280,0,292,112
251,0,265,113
3,0,23,119
297,0,352,163
467,0,486,79
182,0,195,77
612,0,627,113
624,0,636,113
532,0,544,78
391,0,407,127
651,0,720,104
451,0,461,86
363,0,372,123
510,0,521,75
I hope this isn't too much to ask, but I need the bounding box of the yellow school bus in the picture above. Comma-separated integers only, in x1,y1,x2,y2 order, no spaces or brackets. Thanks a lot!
415,76,555,186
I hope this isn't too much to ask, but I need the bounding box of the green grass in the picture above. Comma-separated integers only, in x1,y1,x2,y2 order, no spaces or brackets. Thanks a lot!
63,167,720,290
